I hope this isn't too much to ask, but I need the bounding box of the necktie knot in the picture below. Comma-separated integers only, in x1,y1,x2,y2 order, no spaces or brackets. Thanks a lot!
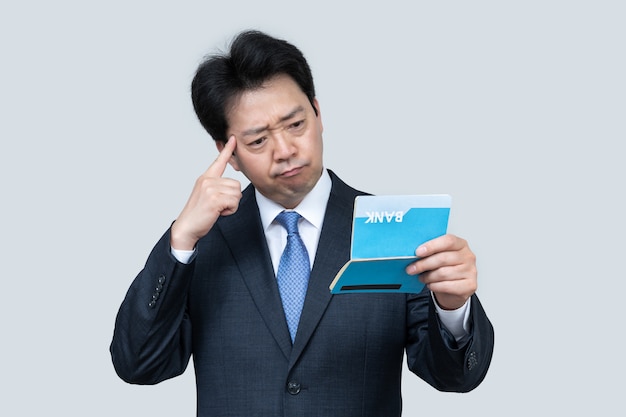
276,211,301,236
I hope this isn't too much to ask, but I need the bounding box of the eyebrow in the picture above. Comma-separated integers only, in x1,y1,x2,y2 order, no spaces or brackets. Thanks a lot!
241,105,305,137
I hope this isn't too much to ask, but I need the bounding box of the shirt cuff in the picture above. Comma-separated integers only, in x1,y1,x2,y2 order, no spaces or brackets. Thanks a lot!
171,247,196,264
431,292,472,342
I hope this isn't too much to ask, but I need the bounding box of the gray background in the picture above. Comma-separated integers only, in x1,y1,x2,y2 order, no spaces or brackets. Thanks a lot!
1,1,624,415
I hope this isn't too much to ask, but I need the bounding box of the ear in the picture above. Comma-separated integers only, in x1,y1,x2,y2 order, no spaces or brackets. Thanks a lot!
215,139,241,171
312,98,323,132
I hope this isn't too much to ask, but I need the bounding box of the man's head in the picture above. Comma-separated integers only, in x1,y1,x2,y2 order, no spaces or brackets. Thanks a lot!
192,31,324,209
191,30,317,144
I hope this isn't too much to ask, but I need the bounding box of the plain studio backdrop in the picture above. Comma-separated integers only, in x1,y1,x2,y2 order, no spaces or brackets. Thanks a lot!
1,1,624,415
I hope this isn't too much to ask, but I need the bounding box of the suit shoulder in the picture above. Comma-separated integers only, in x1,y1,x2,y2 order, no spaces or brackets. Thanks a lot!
327,169,370,202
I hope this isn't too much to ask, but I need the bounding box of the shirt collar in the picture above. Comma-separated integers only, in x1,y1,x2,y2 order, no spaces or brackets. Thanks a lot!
256,169,332,231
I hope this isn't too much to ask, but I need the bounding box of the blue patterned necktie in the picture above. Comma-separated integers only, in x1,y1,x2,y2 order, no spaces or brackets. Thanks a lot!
275,211,311,343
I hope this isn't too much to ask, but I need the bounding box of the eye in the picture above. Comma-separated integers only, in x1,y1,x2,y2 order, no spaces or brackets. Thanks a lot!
289,120,305,129
248,137,267,148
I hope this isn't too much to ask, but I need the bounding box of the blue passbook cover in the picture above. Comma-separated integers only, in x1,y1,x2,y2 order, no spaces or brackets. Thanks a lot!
329,194,451,294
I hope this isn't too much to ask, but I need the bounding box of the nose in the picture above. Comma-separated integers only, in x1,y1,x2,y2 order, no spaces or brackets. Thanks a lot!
272,132,296,161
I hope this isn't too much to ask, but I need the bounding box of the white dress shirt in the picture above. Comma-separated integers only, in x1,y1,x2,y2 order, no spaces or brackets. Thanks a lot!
255,169,332,274
171,169,470,340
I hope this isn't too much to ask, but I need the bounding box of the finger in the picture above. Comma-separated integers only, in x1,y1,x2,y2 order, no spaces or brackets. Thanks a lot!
219,195,241,216
415,234,465,258
407,241,475,276
418,264,471,285
406,251,460,275
206,135,237,178
423,267,477,305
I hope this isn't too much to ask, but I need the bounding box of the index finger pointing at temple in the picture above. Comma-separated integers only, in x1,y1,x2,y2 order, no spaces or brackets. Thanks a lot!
206,136,237,178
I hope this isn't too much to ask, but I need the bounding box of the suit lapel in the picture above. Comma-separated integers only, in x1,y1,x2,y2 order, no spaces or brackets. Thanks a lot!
289,172,362,367
217,186,293,360
216,173,364,367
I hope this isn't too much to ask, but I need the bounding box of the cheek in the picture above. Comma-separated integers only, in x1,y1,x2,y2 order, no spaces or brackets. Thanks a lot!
238,153,273,177
311,135,324,159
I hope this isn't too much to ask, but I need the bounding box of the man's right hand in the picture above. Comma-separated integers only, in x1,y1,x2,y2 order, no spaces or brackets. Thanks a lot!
170,136,242,250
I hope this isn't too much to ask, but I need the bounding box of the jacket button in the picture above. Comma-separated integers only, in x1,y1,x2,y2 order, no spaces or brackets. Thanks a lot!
157,275,166,285
287,381,301,395
467,351,478,370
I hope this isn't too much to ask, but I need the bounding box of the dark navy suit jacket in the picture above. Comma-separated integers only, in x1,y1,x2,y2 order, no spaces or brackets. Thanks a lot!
111,170,494,416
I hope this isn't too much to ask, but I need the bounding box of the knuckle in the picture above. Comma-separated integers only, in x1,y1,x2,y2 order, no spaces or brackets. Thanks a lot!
467,251,476,264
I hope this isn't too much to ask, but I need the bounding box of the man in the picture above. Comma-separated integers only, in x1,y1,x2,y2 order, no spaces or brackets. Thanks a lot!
111,30,494,416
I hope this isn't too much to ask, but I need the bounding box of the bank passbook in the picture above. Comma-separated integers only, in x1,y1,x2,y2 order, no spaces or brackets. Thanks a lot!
329,194,451,294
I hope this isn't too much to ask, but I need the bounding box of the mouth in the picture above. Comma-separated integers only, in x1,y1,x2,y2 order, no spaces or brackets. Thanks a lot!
278,166,303,178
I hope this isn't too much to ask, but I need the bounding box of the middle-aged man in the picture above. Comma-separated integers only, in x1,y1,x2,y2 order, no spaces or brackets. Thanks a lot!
111,30,495,416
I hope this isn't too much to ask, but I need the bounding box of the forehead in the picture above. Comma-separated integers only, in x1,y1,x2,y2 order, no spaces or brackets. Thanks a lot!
226,75,310,129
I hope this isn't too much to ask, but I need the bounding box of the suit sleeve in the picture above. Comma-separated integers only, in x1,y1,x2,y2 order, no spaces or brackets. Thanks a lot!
110,228,195,385
405,288,494,392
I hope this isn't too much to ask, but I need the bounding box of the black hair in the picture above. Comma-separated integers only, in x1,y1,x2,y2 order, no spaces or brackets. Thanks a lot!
191,30,317,142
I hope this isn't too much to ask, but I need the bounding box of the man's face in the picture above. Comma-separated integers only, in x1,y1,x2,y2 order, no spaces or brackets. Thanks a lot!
220,74,324,209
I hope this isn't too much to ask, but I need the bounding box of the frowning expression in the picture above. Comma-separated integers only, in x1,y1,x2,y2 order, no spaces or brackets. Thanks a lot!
220,74,324,209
